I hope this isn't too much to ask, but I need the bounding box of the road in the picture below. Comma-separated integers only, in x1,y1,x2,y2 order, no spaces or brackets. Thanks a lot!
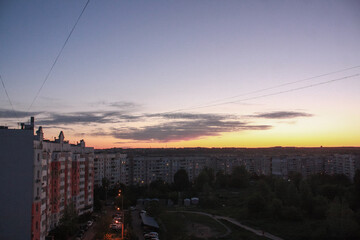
131,208,144,240
83,205,116,240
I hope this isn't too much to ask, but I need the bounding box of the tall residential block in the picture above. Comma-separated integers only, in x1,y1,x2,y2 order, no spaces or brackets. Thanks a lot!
0,118,94,240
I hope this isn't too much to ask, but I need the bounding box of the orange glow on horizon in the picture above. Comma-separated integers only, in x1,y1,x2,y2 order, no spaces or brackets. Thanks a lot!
83,130,360,149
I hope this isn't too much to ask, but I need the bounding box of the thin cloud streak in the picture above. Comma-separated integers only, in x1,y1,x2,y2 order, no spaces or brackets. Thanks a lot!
89,100,141,111
36,111,141,125
250,111,313,119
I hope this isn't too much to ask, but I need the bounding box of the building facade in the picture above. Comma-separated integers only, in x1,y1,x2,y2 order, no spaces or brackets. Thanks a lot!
94,151,360,188
32,129,94,240
0,118,94,240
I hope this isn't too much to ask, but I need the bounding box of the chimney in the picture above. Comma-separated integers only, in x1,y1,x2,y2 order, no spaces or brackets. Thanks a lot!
30,117,34,128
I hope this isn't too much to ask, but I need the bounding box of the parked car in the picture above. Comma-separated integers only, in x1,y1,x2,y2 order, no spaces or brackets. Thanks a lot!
79,224,88,231
75,232,83,239
144,232,158,238
110,223,122,231
87,220,93,227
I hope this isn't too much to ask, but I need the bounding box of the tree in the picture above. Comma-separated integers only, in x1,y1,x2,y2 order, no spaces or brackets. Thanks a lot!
299,181,314,215
149,179,170,198
102,177,110,201
270,198,283,218
102,177,110,189
281,206,303,221
326,199,360,239
229,166,249,188
255,180,272,201
274,178,288,203
146,200,162,217
215,171,230,189
93,187,103,212
353,170,360,210
173,169,190,191
55,203,78,239
286,182,300,207
194,167,215,192
247,193,266,217
288,172,302,190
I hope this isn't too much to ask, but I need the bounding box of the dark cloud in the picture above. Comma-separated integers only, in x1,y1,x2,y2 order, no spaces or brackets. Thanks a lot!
41,125,74,131
36,111,141,125
34,111,272,141
0,109,42,118
111,119,271,142
250,111,313,119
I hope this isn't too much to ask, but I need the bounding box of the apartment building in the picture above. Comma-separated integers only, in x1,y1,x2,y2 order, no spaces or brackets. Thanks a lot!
93,150,360,188
94,153,128,186
33,128,94,240
325,154,357,179
0,120,34,240
0,118,94,240
94,155,216,186
240,156,271,176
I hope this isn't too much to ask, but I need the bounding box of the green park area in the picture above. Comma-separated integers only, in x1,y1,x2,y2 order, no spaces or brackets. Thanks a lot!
128,167,360,240
158,211,267,240
50,167,360,239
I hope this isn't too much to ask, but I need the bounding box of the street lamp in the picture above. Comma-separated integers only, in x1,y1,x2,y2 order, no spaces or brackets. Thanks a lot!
119,189,124,239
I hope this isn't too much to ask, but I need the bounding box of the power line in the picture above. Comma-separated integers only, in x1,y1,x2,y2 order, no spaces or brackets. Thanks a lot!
0,73,18,118
168,73,359,112
170,65,360,113
28,0,90,111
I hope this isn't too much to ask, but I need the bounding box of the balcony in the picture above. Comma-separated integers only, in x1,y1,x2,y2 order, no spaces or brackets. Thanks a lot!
41,203,46,212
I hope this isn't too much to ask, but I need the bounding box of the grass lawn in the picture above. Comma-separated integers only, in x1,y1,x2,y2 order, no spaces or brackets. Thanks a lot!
158,211,271,240
158,212,188,239
241,218,327,240
159,212,227,240
218,219,268,240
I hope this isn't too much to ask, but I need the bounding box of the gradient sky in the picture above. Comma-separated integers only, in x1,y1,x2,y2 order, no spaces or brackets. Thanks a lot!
1,0,360,148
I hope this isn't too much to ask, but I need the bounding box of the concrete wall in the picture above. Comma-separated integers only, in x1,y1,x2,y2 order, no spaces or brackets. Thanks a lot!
0,129,34,240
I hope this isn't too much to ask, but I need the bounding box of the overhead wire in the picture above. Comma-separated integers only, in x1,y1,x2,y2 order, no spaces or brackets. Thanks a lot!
27,0,90,111
166,73,359,113
0,73,18,119
166,65,360,113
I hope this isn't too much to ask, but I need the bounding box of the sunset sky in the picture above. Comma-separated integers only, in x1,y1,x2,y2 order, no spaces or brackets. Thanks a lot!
1,0,359,149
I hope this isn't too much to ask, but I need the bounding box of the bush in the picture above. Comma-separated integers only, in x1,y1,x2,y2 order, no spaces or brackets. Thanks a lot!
247,193,266,217
281,206,303,221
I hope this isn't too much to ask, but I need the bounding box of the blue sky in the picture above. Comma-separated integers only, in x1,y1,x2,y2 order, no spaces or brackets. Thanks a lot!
1,0,360,148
